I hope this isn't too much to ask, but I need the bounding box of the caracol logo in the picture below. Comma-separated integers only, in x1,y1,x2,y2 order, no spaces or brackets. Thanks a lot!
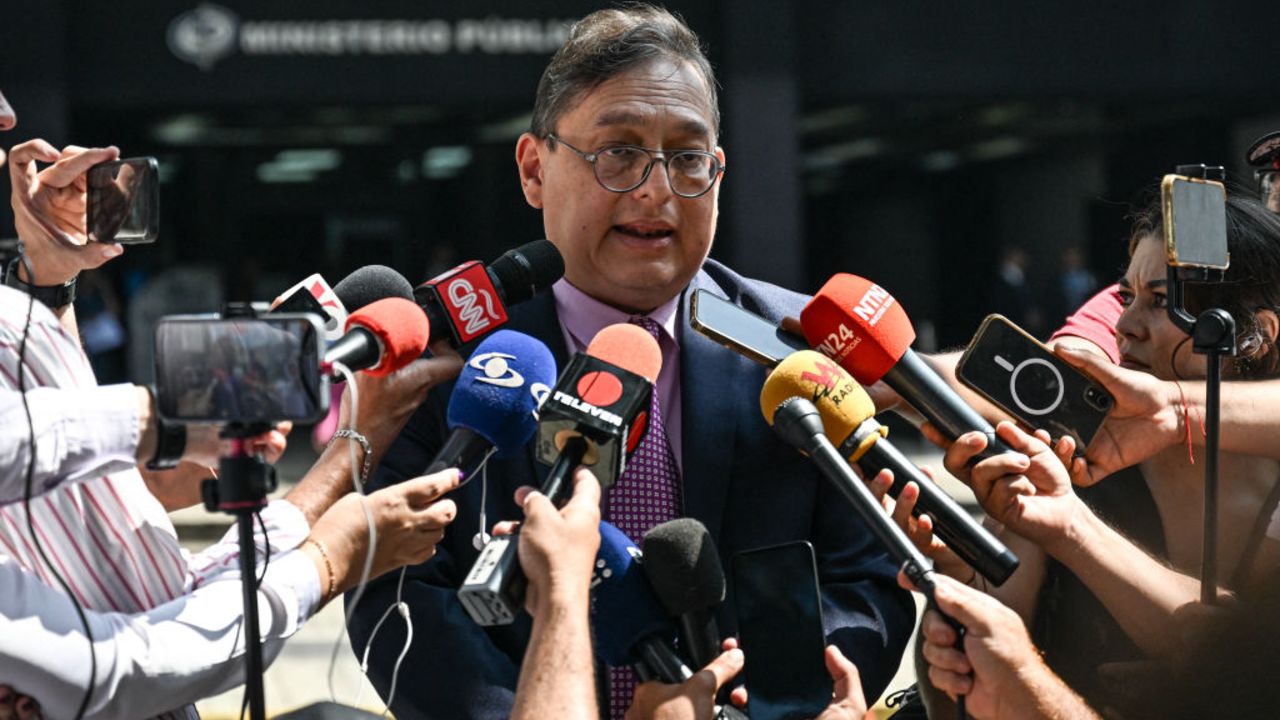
852,284,895,326
447,278,501,336
168,3,240,71
468,352,523,388
529,382,551,420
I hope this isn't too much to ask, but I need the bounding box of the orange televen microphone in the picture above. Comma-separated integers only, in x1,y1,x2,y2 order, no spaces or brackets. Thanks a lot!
800,274,1016,460
761,350,1019,586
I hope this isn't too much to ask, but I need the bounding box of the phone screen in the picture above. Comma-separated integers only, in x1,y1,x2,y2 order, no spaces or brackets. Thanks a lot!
154,314,327,424
87,157,160,244
690,289,807,367
732,541,831,720
1163,176,1228,269
956,314,1112,449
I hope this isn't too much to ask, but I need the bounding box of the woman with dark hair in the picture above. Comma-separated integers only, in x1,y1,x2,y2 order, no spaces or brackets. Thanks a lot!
899,190,1280,717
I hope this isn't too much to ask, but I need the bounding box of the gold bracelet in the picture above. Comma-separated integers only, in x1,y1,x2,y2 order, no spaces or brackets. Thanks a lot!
304,537,337,603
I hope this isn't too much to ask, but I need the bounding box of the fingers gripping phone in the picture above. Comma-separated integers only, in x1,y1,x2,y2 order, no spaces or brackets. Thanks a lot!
87,157,160,244
732,541,831,720
956,314,1113,450
689,289,808,367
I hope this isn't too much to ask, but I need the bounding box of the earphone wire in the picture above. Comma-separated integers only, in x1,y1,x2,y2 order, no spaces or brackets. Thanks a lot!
326,362,379,703
16,253,97,719
355,445,498,717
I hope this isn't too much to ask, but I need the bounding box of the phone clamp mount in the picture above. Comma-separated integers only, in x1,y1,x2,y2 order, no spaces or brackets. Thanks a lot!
1165,163,1234,606
199,301,279,720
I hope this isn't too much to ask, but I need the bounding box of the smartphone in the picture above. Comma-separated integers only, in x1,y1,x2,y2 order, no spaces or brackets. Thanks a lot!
732,541,831,720
689,289,807,367
956,314,1113,449
154,313,328,424
87,157,160,244
1162,174,1229,270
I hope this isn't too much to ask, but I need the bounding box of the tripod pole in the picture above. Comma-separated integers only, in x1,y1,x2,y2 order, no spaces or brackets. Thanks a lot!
238,510,266,720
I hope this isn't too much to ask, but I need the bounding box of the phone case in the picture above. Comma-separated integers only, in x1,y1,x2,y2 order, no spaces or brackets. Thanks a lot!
956,314,1112,450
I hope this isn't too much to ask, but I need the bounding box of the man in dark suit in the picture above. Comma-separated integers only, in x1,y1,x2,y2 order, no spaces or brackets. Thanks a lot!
348,6,913,719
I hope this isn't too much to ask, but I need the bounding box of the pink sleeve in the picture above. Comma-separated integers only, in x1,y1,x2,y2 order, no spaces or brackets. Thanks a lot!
1049,284,1123,364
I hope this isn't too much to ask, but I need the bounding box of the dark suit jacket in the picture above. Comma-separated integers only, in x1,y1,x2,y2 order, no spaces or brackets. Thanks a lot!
347,259,914,719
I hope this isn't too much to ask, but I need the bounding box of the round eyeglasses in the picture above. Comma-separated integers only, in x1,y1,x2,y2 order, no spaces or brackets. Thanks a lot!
548,133,724,199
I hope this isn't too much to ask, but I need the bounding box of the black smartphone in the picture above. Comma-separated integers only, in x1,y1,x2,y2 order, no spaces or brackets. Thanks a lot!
153,313,328,424
956,314,1113,450
689,289,807,367
732,541,831,720
1162,174,1229,270
87,157,160,244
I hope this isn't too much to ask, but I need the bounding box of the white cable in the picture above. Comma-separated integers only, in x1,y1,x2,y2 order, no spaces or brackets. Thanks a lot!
325,362,378,704
354,447,499,716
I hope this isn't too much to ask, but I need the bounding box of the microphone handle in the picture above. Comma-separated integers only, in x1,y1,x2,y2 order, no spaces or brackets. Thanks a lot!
424,427,493,476
806,433,937,580
634,635,693,684
887,350,1016,460
677,609,722,672
855,435,1020,586
538,435,588,505
324,326,379,379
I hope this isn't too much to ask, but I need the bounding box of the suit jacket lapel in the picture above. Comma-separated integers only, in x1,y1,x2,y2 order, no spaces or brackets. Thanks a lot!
679,271,741,542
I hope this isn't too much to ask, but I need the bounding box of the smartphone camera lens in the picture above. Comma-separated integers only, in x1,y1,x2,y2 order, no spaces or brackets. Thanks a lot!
1084,386,1113,411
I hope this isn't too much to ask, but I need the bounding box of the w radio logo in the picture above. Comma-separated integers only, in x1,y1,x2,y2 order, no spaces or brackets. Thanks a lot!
801,358,843,393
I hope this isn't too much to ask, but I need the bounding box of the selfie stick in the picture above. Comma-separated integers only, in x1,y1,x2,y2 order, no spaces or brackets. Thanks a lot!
198,304,279,720
1165,164,1234,605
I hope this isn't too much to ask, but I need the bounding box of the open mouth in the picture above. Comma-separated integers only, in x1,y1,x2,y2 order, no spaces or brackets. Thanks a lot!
613,222,675,242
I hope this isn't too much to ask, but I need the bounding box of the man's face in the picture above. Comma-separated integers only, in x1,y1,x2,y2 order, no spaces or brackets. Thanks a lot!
516,59,725,312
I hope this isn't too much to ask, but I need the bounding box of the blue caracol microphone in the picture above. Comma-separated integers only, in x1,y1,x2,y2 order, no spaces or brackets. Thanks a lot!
426,329,556,477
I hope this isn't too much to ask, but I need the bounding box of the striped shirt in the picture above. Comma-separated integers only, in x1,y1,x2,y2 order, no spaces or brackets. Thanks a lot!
0,285,311,718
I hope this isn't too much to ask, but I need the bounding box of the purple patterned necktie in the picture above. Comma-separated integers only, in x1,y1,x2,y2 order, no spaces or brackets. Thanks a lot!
605,316,684,719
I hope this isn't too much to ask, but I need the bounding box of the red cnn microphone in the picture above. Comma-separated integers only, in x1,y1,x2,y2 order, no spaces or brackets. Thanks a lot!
322,297,430,379
800,274,1015,459
414,239,564,347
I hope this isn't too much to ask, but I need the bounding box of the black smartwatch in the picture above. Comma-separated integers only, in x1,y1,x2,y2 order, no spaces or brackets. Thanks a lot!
146,412,187,470
4,257,77,309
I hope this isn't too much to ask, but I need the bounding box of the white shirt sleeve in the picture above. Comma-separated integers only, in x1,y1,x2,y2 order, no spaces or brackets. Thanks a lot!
0,549,321,720
0,384,141,506
184,499,313,591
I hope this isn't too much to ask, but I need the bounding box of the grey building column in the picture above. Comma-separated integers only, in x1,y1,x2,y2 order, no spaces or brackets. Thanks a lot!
719,1,804,290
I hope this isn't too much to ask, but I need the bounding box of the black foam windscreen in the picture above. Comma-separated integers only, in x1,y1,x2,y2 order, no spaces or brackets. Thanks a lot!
333,264,415,311
641,518,726,616
489,239,565,304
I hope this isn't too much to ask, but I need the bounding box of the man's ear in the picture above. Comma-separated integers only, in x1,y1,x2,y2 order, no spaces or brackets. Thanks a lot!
515,133,545,209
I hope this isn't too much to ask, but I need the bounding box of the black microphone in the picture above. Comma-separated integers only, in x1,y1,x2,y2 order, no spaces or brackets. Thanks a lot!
458,323,661,627
333,264,416,311
760,350,1019,586
414,239,564,347
642,519,726,671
